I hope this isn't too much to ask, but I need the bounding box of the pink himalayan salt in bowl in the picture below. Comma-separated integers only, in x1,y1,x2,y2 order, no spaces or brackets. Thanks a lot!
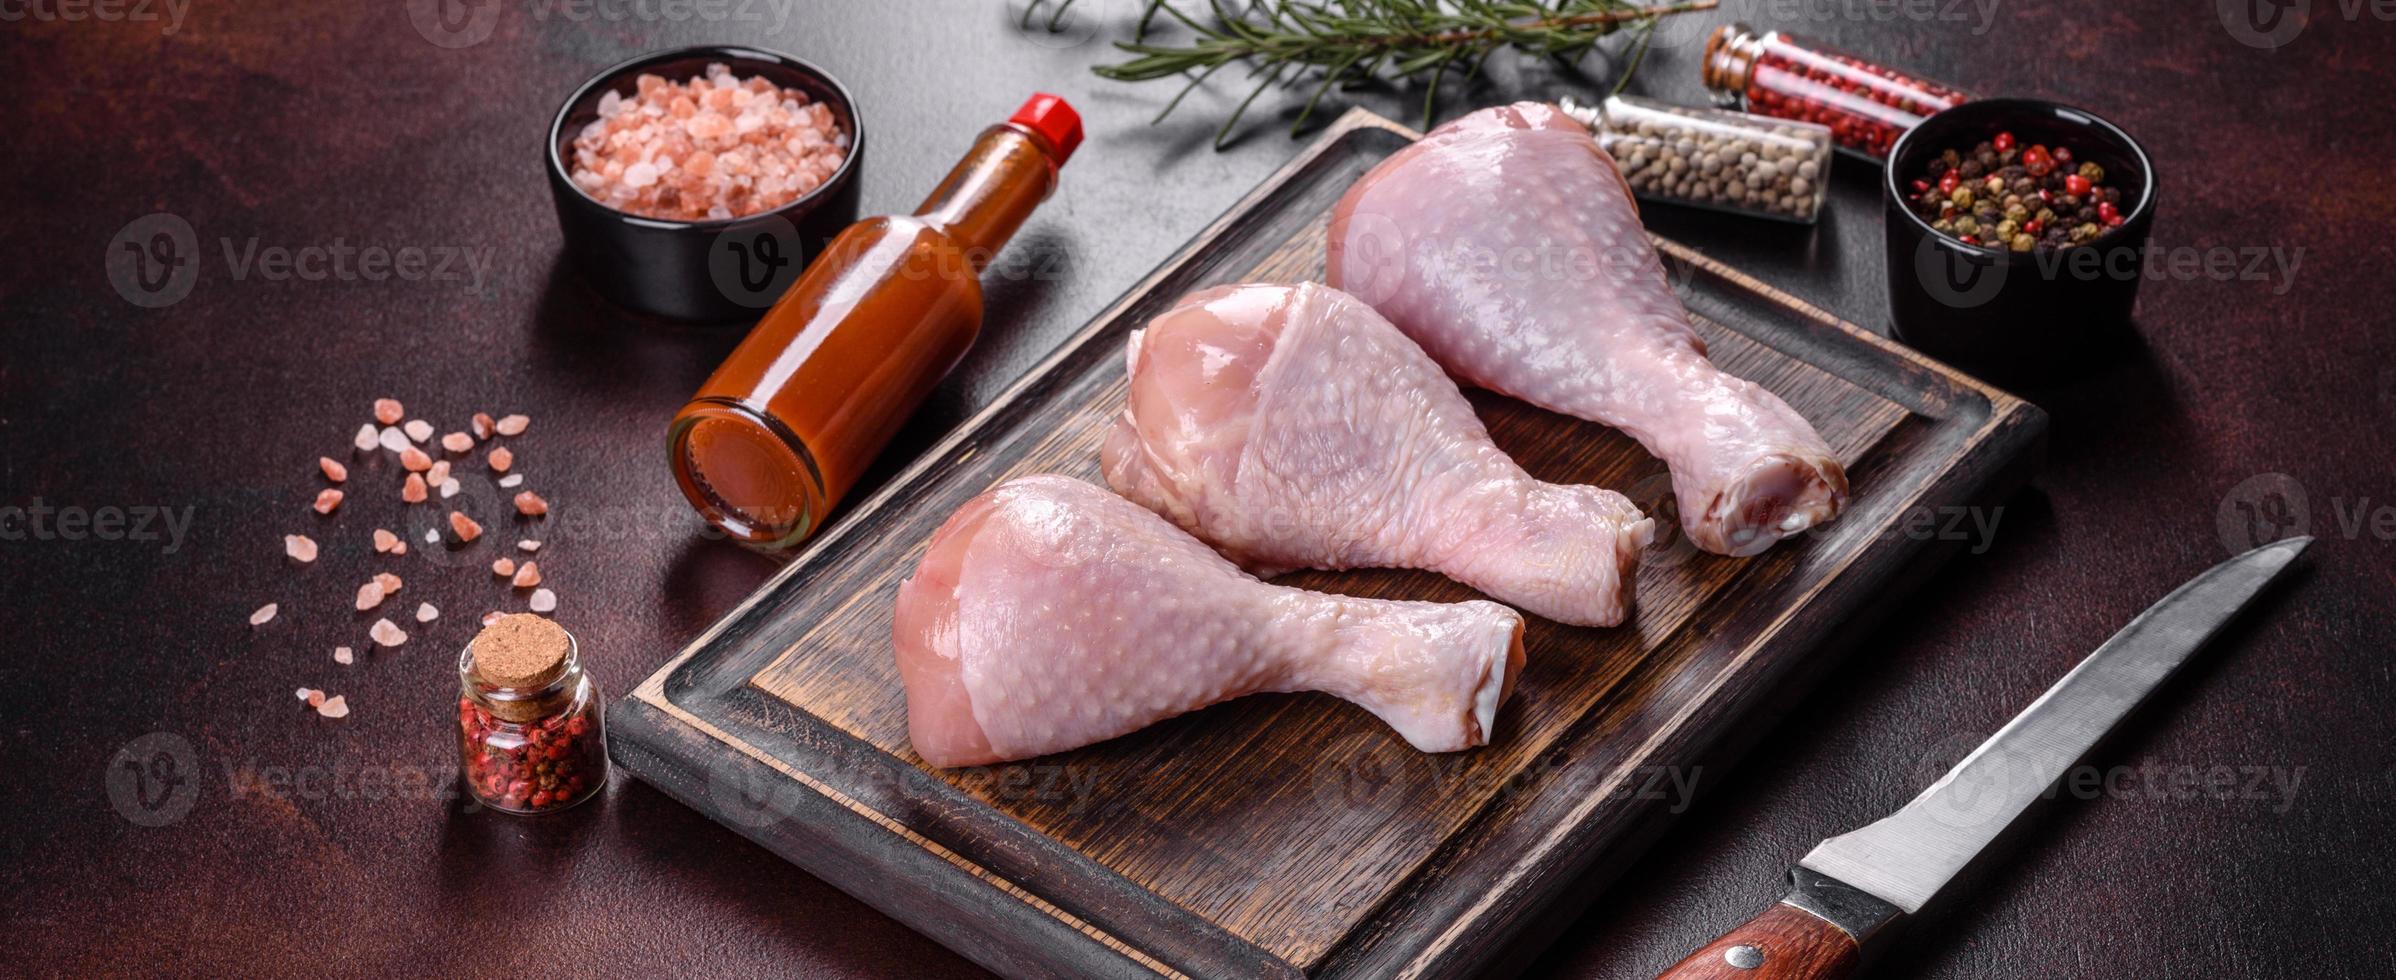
568,63,851,222
547,47,863,321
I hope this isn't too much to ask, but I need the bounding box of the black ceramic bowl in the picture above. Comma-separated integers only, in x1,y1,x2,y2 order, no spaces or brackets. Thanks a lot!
546,46,864,323
1884,99,2156,387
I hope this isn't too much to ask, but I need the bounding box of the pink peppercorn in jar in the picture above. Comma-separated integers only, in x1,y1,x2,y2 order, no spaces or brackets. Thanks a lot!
1703,23,1969,161
458,614,608,814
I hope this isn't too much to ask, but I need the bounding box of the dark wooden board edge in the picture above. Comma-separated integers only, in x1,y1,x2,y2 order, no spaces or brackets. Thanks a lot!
609,106,2053,978
606,110,1422,980
606,694,1173,979
1320,406,2049,979
1479,420,2046,980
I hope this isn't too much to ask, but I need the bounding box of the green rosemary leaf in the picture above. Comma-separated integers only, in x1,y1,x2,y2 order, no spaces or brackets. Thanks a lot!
1066,0,1717,145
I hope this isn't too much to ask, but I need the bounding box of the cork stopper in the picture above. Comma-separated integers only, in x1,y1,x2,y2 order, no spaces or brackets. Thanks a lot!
470,614,572,690
1701,23,1760,95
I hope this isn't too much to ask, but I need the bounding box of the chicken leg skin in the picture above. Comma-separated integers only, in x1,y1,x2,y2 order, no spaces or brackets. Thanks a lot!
893,475,1526,767
1328,102,1848,557
1102,282,1653,628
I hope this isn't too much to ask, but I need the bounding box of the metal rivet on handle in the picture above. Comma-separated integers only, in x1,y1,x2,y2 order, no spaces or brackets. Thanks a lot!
1724,944,1765,969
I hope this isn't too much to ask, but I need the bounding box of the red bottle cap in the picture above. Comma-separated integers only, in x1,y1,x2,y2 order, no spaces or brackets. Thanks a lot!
1008,93,1082,165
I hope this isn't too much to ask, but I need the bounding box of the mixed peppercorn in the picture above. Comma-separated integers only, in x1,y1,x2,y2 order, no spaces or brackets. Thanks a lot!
1907,131,2127,252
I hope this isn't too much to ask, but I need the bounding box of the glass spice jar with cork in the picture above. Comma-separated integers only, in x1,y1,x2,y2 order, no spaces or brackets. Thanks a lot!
1701,23,1969,161
458,614,608,814
1560,94,1835,224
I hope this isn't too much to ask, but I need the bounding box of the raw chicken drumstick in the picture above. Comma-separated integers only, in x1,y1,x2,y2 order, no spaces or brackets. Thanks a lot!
1102,282,1653,627
893,475,1525,767
1327,102,1848,557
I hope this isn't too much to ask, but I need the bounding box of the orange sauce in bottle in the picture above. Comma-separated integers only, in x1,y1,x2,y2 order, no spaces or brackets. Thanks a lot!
669,95,1081,548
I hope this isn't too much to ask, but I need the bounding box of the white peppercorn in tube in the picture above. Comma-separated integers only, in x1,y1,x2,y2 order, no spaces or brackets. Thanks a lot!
1559,95,1834,224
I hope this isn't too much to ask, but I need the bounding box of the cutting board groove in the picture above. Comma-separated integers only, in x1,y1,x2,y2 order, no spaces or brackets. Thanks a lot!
610,108,2045,979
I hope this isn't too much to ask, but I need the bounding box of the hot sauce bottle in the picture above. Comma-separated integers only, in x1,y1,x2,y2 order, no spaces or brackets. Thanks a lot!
669,93,1082,548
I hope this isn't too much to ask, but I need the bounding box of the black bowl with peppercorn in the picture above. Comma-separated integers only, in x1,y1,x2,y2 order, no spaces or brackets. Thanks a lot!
1883,99,2156,386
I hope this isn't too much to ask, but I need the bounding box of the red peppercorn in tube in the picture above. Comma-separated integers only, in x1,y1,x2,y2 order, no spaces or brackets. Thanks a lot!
1703,23,1968,160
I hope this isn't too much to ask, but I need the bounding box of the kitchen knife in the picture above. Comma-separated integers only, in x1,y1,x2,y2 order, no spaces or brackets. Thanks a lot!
1656,536,2311,979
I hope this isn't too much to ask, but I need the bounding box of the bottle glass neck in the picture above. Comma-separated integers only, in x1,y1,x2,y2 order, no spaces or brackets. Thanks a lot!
912,124,1059,271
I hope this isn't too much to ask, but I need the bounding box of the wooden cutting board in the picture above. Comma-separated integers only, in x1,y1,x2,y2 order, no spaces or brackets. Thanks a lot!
608,108,2046,979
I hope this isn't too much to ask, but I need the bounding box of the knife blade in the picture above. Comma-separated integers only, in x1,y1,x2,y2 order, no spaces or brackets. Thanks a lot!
1656,536,2311,980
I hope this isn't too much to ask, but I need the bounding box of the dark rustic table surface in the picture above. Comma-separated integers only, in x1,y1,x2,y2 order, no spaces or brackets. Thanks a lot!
4,1,2391,977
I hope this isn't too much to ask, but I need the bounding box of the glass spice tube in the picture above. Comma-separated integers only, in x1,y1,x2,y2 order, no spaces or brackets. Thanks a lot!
1702,23,1969,161
458,614,608,814
1562,94,1834,224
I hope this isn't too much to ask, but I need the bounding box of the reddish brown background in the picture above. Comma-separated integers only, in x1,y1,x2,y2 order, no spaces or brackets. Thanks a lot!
3,2,2391,977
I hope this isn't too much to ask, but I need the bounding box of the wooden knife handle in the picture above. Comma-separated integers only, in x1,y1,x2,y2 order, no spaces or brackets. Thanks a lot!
1654,902,1860,980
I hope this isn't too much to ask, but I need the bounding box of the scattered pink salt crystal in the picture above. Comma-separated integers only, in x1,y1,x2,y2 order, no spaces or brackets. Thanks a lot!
353,424,379,452
250,603,279,626
312,489,344,514
439,479,461,499
375,572,404,594
481,611,506,627
374,399,404,425
399,447,432,472
450,511,484,542
296,687,316,702
514,491,549,517
284,534,318,563
487,447,514,473
472,412,496,439
529,589,558,613
424,527,440,544
416,602,439,623
498,474,524,488
317,695,350,719
391,540,408,555
378,426,411,453
403,419,434,443
426,460,451,486
320,457,348,483
518,539,542,553
441,432,473,453
334,646,354,665
355,580,387,611
492,557,517,578
373,528,400,553
370,618,408,648
306,689,327,708
401,473,429,504
495,414,530,436
512,561,542,588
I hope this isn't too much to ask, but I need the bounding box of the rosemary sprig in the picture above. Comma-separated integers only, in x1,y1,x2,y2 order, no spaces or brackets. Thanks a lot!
1046,0,1716,147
